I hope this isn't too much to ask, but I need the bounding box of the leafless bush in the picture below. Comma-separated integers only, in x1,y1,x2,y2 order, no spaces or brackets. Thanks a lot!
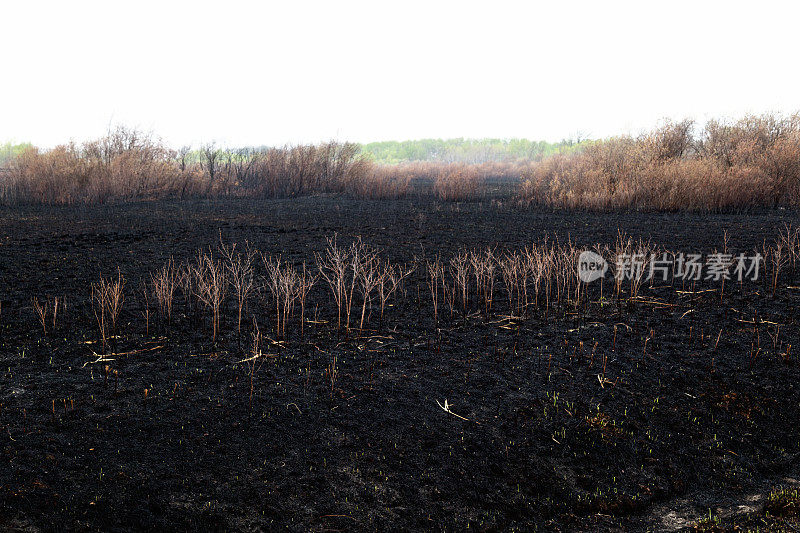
192,252,228,342
426,255,444,325
7,112,800,210
780,225,800,282
277,261,299,339
91,269,125,350
316,237,351,333
541,246,556,311
200,143,221,192
1,136,385,204
522,244,549,312
376,261,413,325
177,262,195,314
520,113,800,211
32,297,48,334
470,249,496,316
151,257,178,324
607,233,651,304
220,242,256,334
262,255,299,339
552,244,572,307
243,318,265,410
352,165,413,199
353,246,381,331
242,142,371,198
449,250,471,316
770,244,787,297
296,263,317,338
434,163,483,201
499,251,523,316
315,237,376,334
2,127,192,205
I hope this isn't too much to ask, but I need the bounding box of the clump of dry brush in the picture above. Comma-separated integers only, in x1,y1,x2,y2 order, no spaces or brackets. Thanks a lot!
261,255,304,340
3,127,198,205
520,113,800,211
433,163,484,202
191,251,228,343
0,128,383,204
151,257,178,326
31,296,63,334
424,240,590,323
316,236,411,335
91,269,125,351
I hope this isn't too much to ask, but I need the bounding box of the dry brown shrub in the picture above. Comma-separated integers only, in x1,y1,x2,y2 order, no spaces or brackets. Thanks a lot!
434,163,483,201
349,164,412,199
3,127,182,204
242,142,369,198
520,113,800,211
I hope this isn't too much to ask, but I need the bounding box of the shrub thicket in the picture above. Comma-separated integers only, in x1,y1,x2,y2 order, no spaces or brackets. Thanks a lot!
5,113,800,210
520,114,800,211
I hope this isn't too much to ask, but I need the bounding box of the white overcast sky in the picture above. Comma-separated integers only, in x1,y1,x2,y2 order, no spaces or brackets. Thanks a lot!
2,0,799,148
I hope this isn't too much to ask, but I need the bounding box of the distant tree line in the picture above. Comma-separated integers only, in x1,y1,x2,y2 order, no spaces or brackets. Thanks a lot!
359,138,590,164
0,142,33,167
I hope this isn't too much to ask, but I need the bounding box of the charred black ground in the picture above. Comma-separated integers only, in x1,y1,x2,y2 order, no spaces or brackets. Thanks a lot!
2,197,800,531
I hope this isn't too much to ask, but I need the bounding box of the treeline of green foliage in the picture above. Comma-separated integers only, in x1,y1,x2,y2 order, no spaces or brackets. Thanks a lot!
1,137,595,167
0,142,33,166
359,138,592,164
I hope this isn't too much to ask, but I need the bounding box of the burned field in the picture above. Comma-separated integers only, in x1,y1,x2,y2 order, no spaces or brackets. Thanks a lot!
2,197,800,531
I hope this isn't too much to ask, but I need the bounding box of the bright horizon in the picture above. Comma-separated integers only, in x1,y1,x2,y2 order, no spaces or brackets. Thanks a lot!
2,0,799,149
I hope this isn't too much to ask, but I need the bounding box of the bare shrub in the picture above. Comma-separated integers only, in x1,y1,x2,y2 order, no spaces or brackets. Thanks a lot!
32,297,48,334
347,164,413,199
353,246,381,331
243,142,370,198
470,248,496,316
434,163,483,201
376,261,413,326
91,269,125,351
177,262,195,314
1,136,382,204
192,252,228,342
770,244,787,297
200,143,221,191
315,237,376,334
780,225,800,282
2,127,196,204
499,251,523,316
151,258,178,325
262,255,301,340
244,319,263,410
220,242,256,334
522,244,547,312
426,255,444,325
520,113,800,211
296,263,317,338
449,250,471,316
316,237,350,333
